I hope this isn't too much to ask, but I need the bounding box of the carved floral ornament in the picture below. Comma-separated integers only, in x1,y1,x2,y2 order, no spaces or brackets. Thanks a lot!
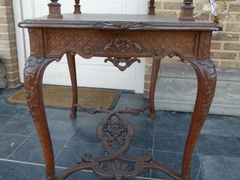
103,120,128,146
104,57,141,71
104,38,141,53
93,21,153,30
185,59,216,120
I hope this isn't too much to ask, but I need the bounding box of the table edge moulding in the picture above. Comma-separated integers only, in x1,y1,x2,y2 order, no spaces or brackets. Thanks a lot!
18,0,222,180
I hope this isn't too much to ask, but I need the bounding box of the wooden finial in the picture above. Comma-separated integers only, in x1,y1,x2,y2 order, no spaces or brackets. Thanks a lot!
148,0,156,15
47,0,63,19
74,0,81,14
179,0,195,21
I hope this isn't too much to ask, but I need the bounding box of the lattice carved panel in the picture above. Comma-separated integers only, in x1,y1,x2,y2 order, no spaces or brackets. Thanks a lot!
45,29,199,59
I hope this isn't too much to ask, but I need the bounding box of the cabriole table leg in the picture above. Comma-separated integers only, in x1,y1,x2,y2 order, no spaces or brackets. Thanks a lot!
24,56,59,180
181,59,217,180
149,59,161,119
66,52,78,118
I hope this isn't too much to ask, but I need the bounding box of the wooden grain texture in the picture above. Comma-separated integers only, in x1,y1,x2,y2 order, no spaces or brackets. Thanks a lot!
19,1,221,180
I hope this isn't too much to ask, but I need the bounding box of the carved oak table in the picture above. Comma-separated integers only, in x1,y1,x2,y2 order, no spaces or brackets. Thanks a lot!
19,0,221,179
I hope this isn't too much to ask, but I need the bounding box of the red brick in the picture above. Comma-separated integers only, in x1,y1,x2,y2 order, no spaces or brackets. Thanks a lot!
0,24,15,33
4,63,19,72
194,12,210,21
220,61,240,68
6,70,20,80
195,3,220,12
195,3,205,11
0,15,13,24
144,74,151,82
145,65,151,73
223,43,240,51
225,24,240,32
227,14,240,22
7,79,21,88
163,2,183,10
0,25,9,32
229,4,240,12
211,52,237,60
212,60,220,67
0,48,17,57
0,32,16,41
0,33,9,40
0,7,13,16
143,90,149,98
211,42,221,50
0,40,16,49
155,2,162,10
144,82,150,89
0,56,18,65
156,11,178,17
0,0,12,6
145,58,153,64
212,32,239,41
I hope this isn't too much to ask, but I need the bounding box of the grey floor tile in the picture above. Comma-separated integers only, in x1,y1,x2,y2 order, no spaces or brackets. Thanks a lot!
15,106,34,118
8,114,33,122
200,155,240,180
226,119,240,138
236,138,240,148
124,113,155,130
48,109,86,121
152,150,202,180
130,128,154,150
206,114,226,121
0,87,22,99
0,160,45,180
120,93,144,100
113,97,128,110
155,112,190,133
43,113,84,142
8,136,65,164
154,130,188,153
200,118,232,137
125,99,149,110
197,134,240,158
0,134,27,158
69,124,101,144
55,141,106,167
81,112,105,126
16,106,58,120
125,147,152,159
0,104,27,116
0,120,35,136
154,111,172,128
44,108,60,117
0,114,11,127
223,115,240,121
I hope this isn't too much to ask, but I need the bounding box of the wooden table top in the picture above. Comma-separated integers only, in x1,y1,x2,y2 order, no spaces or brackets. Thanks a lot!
19,13,222,31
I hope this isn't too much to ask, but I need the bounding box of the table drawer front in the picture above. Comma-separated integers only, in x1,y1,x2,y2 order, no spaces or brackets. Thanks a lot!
43,29,200,60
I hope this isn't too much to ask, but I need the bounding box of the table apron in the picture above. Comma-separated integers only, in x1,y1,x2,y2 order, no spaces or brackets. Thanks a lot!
28,28,212,60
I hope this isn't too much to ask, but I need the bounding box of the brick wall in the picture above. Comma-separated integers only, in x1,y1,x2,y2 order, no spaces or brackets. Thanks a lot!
144,0,240,97
0,0,20,88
